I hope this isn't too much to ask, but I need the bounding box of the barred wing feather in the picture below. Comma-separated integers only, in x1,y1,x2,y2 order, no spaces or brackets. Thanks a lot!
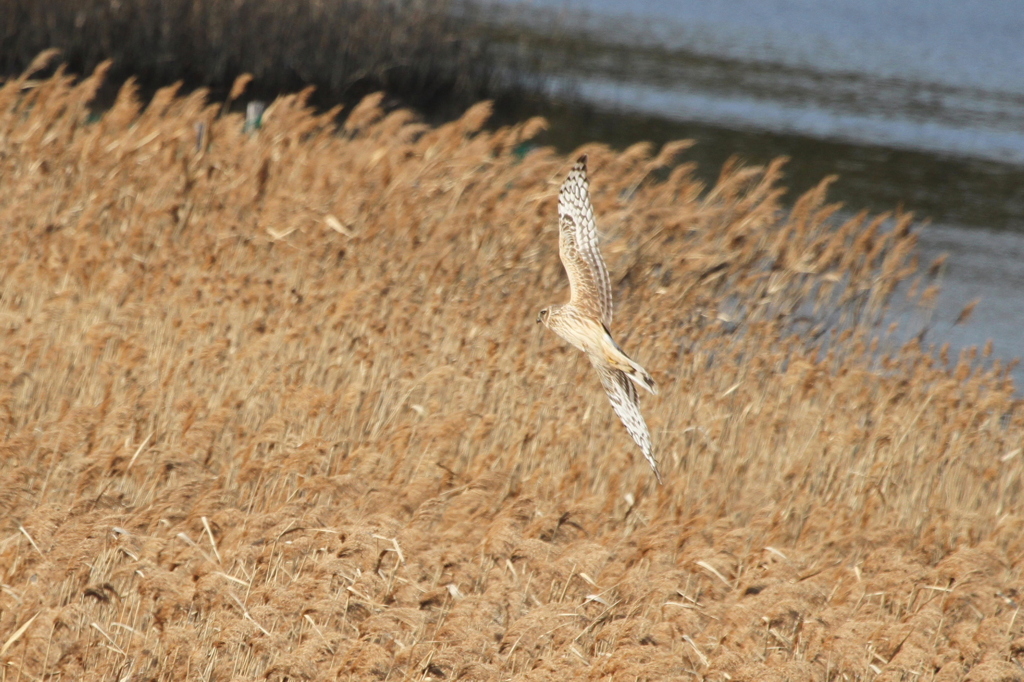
558,155,614,326
597,366,662,483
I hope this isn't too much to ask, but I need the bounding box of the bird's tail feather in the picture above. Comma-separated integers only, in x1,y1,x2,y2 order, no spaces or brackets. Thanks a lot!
623,356,658,395
600,331,658,395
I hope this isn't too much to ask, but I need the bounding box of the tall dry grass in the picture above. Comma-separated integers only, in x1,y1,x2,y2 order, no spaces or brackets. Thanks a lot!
1,56,1023,680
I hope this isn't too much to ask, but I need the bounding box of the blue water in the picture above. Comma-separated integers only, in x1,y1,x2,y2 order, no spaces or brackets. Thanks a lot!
571,0,1024,92
913,223,1024,368
491,0,1024,164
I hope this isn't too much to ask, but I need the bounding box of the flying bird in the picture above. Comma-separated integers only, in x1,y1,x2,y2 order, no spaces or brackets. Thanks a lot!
537,155,662,483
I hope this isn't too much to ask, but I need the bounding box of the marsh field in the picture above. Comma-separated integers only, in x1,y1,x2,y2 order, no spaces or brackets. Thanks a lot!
2,58,1024,681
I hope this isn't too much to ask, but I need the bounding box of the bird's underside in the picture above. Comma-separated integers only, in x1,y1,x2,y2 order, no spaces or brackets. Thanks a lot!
539,154,662,483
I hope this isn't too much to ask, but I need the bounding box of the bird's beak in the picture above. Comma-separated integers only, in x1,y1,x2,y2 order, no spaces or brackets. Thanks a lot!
536,313,542,324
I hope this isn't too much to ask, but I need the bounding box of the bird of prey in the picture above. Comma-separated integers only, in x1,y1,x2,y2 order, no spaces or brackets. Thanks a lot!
537,154,662,483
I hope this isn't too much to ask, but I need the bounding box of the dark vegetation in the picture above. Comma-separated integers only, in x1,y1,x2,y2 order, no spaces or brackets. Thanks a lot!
0,0,545,117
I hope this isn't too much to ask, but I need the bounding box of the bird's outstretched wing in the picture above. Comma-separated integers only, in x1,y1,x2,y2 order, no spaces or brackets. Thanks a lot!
559,155,614,326
597,366,662,483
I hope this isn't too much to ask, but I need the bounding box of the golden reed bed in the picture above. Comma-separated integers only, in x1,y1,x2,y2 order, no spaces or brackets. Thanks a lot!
2,54,1023,681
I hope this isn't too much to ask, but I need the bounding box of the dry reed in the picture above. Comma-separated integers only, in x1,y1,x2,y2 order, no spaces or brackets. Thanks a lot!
1,57,1023,681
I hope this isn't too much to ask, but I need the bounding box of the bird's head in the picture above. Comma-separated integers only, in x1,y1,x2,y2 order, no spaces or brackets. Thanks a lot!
536,308,550,326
